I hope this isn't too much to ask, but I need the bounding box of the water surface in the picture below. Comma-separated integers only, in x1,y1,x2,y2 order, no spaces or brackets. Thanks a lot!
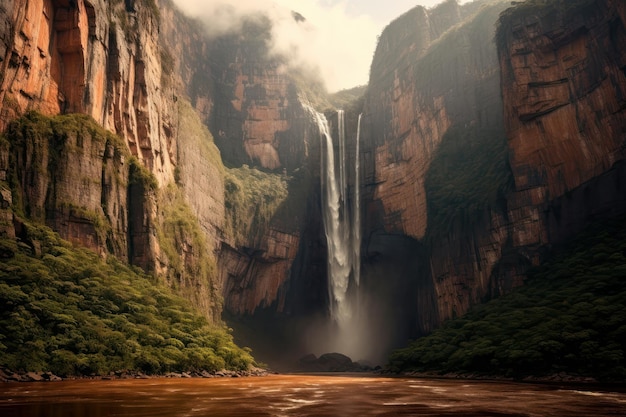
1,374,625,416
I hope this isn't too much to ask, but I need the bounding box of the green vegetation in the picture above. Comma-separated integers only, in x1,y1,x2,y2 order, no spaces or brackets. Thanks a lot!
425,124,513,238
156,184,220,317
389,216,626,381
0,221,254,376
224,165,289,247
288,67,332,112
129,156,158,191
328,86,367,111
5,111,129,220
177,99,224,173
160,46,175,88
6,112,126,158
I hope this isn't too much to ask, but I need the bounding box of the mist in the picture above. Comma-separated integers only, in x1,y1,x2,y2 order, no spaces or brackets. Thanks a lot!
171,0,380,92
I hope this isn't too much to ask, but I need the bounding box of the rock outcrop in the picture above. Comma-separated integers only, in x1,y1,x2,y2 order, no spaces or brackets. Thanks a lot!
0,0,319,323
362,0,512,334
3,0,624,366
498,0,626,250
361,0,626,338
208,18,313,172
0,0,226,321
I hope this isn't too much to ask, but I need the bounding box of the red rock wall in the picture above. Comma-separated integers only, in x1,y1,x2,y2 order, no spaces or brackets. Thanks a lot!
0,0,222,320
209,23,312,173
0,0,177,185
362,1,512,333
362,0,626,337
500,0,626,251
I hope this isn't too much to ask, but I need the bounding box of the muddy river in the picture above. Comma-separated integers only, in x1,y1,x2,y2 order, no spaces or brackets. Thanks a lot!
1,374,625,416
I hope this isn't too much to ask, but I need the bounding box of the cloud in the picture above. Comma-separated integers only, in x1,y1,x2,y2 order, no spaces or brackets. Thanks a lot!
171,0,381,92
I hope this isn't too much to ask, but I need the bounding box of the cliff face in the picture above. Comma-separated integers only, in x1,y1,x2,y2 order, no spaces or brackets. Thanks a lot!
200,17,321,317
0,0,319,322
363,0,513,333
0,0,227,321
0,0,177,184
498,0,626,250
208,19,312,172
362,0,626,337
6,113,132,259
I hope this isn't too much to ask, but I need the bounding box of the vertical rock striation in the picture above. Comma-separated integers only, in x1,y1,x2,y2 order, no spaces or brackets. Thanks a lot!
363,0,512,335
0,0,320,323
361,0,626,342
208,18,313,172
498,0,626,251
0,0,223,320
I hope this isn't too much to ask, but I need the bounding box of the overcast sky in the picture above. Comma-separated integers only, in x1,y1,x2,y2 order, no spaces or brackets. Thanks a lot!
172,0,468,92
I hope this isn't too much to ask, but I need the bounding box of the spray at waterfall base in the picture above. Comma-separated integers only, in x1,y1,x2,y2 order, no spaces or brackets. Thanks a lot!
314,109,364,360
303,108,419,365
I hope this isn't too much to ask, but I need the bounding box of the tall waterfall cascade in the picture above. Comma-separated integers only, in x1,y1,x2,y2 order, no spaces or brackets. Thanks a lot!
313,107,364,357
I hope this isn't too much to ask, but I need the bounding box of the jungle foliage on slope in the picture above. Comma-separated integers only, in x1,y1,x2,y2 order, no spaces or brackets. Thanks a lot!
223,165,289,247
0,221,254,376
389,216,626,381
328,86,367,111
425,123,513,238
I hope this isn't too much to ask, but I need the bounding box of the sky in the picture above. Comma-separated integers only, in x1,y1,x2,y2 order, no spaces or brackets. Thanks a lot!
172,0,468,92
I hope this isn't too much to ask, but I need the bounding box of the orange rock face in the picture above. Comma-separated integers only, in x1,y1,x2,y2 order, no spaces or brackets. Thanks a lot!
362,0,626,335
0,0,225,320
0,0,177,185
360,1,523,333
220,229,301,315
501,0,626,248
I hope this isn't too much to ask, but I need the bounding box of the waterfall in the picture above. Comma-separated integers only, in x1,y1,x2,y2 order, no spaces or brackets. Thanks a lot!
316,109,361,328
353,114,362,286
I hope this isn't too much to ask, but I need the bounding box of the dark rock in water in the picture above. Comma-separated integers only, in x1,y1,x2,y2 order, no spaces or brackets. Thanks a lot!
318,353,353,371
296,352,368,372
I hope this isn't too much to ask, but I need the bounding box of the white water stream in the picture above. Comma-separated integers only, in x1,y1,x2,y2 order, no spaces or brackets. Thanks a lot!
315,108,363,355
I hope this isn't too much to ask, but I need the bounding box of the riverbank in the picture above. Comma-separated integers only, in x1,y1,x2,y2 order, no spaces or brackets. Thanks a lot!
394,370,616,385
0,366,271,383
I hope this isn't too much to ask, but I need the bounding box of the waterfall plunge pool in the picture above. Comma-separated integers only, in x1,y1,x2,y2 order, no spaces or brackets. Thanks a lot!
1,374,625,416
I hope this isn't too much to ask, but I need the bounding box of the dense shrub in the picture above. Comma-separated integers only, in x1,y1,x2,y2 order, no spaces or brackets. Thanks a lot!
389,217,626,381
0,222,254,376
223,165,289,247
425,124,513,238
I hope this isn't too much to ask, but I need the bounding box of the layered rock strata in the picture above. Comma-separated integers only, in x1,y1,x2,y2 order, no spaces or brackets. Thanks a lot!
499,0,626,251
363,0,512,333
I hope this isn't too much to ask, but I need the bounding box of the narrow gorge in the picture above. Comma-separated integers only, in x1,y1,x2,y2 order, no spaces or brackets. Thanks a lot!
1,0,625,382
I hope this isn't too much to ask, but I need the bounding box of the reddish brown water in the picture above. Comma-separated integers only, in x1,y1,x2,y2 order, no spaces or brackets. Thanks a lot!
1,374,625,416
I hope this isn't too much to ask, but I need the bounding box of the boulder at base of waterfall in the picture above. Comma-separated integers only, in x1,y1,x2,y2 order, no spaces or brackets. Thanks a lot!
296,352,372,372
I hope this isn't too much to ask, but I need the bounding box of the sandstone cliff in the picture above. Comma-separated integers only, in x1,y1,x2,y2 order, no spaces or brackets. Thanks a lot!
362,0,512,335
0,0,227,322
498,0,626,250
3,0,624,366
361,0,626,339
207,18,314,172
0,0,319,323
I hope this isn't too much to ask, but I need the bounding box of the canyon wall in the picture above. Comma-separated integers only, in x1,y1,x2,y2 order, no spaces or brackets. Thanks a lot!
362,0,512,335
0,0,319,323
3,0,624,362
362,0,626,338
0,0,223,322
498,0,626,252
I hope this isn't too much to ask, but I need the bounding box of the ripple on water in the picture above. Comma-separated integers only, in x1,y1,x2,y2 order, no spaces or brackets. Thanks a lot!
1,376,625,417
